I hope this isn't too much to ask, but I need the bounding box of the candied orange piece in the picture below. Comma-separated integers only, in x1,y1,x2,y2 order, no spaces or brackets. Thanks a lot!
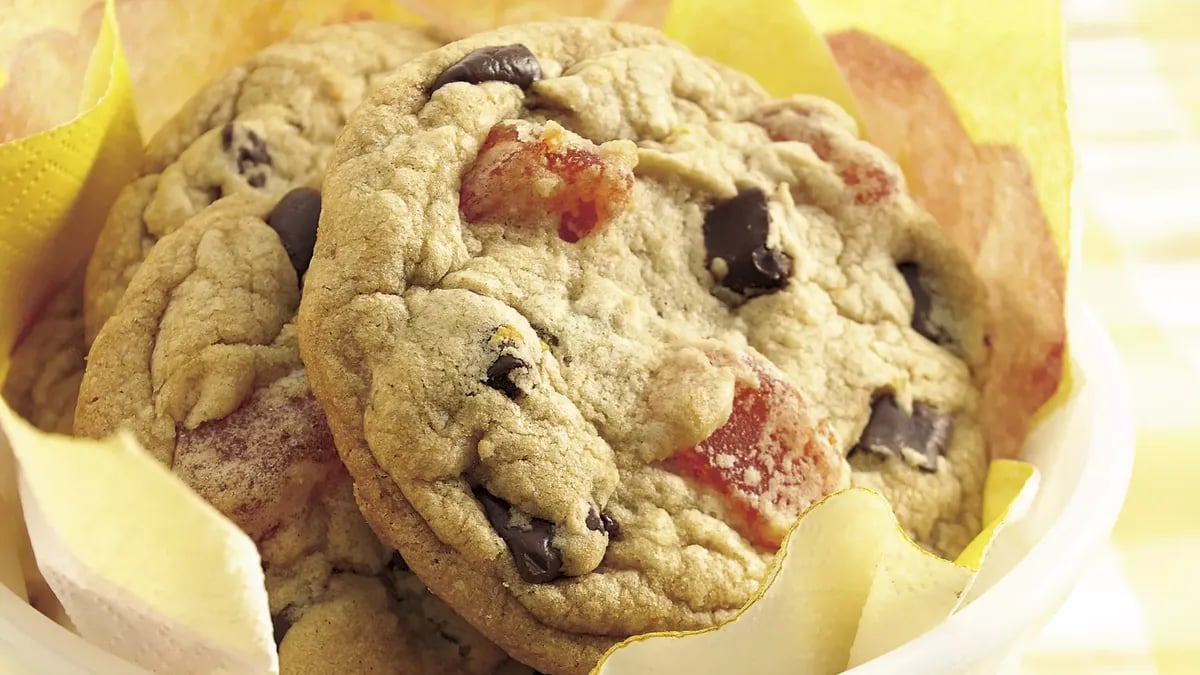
665,353,844,549
753,102,898,207
460,121,634,242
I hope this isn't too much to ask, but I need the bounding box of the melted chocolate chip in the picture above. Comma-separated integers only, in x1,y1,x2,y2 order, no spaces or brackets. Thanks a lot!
271,614,293,646
703,188,792,297
267,187,321,281
586,506,621,539
600,513,621,540
474,488,562,583
485,353,527,399
898,262,950,345
431,44,542,92
239,132,271,172
221,123,272,186
854,395,953,472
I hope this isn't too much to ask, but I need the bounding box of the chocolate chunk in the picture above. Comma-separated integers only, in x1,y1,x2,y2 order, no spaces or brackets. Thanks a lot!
267,187,321,281
854,395,953,472
474,488,563,583
238,131,271,173
586,506,621,539
898,262,950,345
485,353,527,399
600,513,621,540
271,614,293,646
703,188,792,297
221,123,272,185
431,44,542,92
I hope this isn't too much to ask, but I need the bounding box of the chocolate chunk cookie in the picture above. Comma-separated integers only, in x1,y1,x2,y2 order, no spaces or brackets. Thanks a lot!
299,20,988,673
3,273,86,434
75,193,516,674
83,21,439,345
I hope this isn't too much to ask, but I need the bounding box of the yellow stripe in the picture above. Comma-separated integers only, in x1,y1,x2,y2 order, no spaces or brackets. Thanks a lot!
1114,431,1200,543
1081,212,1131,265
1152,651,1200,675
805,0,1072,258
1131,1,1200,134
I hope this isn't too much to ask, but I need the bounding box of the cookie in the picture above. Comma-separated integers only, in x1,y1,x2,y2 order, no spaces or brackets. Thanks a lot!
75,193,517,674
4,272,86,434
2,276,85,625
83,21,440,345
299,19,988,673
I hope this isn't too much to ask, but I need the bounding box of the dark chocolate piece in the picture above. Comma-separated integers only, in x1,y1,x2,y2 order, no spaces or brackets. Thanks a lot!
266,187,321,282
221,122,272,188
485,353,527,399
599,513,620,540
475,488,563,583
431,45,542,92
703,188,792,297
854,395,953,472
898,262,951,345
586,506,621,539
271,614,293,646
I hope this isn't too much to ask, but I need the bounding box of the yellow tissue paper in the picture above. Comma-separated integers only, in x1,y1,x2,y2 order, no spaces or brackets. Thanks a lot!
0,0,139,363
596,463,1037,675
4,407,277,673
0,0,1070,672
663,0,862,129
0,0,419,671
0,0,140,609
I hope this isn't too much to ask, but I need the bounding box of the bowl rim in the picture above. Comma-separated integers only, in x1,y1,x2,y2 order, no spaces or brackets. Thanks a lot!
846,301,1136,672
0,301,1135,673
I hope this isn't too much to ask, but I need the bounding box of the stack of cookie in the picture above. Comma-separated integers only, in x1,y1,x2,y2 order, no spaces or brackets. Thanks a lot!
7,17,991,675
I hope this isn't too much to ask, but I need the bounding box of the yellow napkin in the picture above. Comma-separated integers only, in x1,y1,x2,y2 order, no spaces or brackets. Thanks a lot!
597,464,1038,674
0,1,274,671
0,0,1070,673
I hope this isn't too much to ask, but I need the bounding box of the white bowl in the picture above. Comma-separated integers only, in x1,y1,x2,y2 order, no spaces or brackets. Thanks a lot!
0,303,1134,674
849,302,1136,674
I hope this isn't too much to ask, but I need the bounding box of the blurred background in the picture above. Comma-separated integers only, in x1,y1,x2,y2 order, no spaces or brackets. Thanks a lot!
1022,0,1200,672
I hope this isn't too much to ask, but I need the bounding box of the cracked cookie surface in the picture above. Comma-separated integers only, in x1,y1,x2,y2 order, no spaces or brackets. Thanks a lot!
300,19,989,674
75,193,518,674
83,21,439,345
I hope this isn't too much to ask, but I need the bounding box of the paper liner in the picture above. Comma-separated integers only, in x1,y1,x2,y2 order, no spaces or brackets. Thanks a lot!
6,408,276,673
823,27,1069,459
0,0,140,614
596,462,1037,674
0,0,1069,672
0,0,295,670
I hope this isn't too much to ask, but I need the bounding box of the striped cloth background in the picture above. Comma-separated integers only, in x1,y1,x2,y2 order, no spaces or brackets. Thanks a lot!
1020,0,1199,672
